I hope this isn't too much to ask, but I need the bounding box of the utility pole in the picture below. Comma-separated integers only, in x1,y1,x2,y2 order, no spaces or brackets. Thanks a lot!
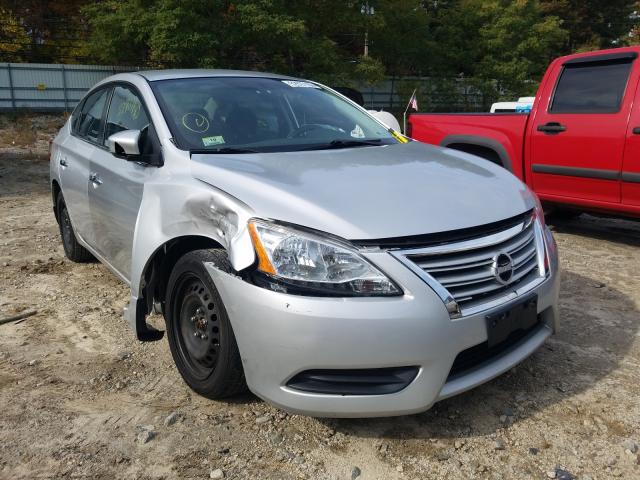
361,2,375,57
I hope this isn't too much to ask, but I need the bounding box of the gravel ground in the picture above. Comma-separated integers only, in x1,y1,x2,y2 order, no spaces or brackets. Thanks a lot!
0,115,639,479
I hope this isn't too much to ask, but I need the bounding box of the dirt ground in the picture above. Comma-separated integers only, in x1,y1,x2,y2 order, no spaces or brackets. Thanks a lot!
0,115,639,480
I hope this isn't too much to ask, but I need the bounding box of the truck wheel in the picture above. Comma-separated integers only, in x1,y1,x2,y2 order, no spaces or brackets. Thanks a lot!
165,249,246,399
56,194,94,263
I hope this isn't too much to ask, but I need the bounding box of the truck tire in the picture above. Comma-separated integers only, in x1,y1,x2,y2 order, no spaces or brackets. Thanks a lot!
165,249,246,399
56,194,94,263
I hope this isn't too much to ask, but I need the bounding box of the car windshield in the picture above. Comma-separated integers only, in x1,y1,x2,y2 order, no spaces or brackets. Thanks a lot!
150,76,398,153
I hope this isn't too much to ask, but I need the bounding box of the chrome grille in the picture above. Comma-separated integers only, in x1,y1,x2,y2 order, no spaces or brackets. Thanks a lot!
393,213,546,315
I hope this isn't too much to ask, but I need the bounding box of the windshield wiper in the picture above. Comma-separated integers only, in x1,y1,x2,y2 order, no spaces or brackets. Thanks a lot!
190,147,259,154
301,138,385,151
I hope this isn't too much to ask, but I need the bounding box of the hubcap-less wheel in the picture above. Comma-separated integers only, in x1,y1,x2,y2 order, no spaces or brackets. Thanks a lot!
55,194,93,263
174,274,221,380
165,249,246,399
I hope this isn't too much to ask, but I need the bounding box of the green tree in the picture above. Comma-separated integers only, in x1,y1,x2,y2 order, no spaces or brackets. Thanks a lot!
0,8,30,61
540,0,636,51
82,0,386,84
0,0,90,63
472,0,567,96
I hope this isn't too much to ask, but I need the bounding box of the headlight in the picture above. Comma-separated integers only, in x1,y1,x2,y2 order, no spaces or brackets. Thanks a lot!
247,219,401,296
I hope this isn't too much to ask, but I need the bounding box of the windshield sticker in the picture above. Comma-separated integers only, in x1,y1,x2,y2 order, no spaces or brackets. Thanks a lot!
350,124,365,138
202,135,225,147
281,80,320,89
182,112,210,133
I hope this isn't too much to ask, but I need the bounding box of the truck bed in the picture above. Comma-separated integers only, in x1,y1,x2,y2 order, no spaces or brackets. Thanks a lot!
408,113,530,180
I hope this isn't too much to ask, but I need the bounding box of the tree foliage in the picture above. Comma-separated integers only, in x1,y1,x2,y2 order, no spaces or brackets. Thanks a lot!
1,0,639,97
540,0,637,51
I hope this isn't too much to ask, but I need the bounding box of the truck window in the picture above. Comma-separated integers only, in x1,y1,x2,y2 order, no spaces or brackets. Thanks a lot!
550,60,633,114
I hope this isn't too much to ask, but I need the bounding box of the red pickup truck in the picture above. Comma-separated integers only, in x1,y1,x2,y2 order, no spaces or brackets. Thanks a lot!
408,46,640,218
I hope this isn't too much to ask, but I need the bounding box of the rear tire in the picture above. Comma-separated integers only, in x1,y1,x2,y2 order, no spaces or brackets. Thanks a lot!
165,249,246,399
56,194,94,263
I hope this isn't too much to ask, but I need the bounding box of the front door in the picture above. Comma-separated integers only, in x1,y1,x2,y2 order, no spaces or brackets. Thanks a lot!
88,84,154,281
57,87,110,244
529,52,638,205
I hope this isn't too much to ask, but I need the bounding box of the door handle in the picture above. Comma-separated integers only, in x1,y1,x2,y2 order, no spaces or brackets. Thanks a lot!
537,122,566,134
59,157,68,167
89,173,103,186
633,127,640,135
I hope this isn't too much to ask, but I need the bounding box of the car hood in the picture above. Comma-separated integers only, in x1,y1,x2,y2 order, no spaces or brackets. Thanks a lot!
191,141,535,240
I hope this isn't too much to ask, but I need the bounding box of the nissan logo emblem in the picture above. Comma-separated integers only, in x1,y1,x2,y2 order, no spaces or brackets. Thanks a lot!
492,252,514,285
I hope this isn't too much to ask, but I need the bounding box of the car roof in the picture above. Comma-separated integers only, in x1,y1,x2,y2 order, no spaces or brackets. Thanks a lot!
135,69,300,82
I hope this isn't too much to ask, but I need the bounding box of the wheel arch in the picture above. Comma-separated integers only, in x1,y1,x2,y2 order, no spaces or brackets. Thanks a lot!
139,235,229,314
52,179,62,223
440,135,513,172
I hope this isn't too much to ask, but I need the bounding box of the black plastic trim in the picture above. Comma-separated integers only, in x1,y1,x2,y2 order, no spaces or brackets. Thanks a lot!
563,51,638,66
440,134,513,172
287,366,419,395
622,172,640,183
532,164,619,180
447,319,543,381
248,271,403,298
352,210,532,250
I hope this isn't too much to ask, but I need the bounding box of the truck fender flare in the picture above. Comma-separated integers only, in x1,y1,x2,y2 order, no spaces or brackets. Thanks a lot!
440,135,513,173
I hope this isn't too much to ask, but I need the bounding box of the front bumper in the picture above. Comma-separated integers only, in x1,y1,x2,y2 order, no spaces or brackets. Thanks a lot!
205,234,560,418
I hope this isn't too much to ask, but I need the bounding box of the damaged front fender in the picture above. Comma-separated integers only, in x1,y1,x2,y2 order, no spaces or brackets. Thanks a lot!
124,177,256,335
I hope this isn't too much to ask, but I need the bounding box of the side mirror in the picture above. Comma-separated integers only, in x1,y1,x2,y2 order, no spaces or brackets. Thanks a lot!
107,130,141,157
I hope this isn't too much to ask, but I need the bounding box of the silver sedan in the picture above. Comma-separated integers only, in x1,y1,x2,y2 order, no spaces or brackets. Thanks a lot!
50,70,559,417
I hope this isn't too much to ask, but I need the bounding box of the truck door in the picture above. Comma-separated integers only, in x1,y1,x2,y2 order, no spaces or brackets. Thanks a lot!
622,77,640,207
529,52,638,205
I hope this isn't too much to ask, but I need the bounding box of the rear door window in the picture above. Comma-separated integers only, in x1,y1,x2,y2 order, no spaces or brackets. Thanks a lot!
550,60,633,114
75,88,110,144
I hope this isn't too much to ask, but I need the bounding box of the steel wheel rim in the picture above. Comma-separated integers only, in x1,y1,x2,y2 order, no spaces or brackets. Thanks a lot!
173,273,221,380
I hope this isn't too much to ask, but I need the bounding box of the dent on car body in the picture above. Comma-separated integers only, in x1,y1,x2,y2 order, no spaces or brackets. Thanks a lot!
124,179,256,333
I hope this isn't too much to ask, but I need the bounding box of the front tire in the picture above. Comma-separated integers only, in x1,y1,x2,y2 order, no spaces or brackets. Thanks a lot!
56,194,93,263
165,249,246,399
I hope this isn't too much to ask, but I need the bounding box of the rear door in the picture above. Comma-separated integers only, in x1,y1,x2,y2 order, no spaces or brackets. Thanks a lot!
57,86,111,245
529,52,638,204
88,83,156,281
